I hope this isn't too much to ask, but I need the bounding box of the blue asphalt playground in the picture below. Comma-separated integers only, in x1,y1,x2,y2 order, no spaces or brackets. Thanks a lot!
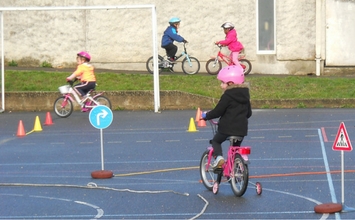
1,109,355,219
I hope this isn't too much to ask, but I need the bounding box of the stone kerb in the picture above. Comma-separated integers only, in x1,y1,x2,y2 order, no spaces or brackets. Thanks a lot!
0,91,219,111
1,91,355,111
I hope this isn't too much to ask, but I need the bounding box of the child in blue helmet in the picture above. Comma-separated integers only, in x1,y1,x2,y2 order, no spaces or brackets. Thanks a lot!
161,17,188,63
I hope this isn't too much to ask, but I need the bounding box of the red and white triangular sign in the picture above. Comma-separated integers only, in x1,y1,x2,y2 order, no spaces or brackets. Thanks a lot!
332,122,353,151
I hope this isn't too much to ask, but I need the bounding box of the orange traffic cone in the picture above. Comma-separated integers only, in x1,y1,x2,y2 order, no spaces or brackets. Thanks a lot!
44,112,54,126
195,107,201,122
197,112,206,127
16,120,26,137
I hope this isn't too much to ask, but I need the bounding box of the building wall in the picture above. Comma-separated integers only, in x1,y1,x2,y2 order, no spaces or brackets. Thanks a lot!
0,0,322,74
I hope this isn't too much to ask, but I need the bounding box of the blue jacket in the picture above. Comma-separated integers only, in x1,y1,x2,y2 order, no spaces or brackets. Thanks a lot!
161,26,185,47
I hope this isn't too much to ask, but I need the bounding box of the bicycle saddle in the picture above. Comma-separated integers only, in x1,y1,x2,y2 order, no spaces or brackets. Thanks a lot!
228,136,243,146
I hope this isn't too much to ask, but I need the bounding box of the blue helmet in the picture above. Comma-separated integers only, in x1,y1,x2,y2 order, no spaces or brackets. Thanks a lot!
169,17,181,25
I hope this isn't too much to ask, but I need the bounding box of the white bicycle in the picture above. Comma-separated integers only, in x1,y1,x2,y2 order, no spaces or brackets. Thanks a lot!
53,79,112,118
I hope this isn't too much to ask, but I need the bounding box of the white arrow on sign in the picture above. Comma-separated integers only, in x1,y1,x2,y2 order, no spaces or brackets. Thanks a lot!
96,109,108,126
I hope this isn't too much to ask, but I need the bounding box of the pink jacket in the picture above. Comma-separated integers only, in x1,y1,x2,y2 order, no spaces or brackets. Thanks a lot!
218,29,244,52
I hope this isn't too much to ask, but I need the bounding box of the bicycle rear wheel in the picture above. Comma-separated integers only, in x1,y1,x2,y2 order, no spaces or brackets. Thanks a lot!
200,150,217,191
230,154,249,197
93,96,112,109
182,56,200,75
53,96,73,118
239,58,252,75
146,55,164,74
205,58,222,75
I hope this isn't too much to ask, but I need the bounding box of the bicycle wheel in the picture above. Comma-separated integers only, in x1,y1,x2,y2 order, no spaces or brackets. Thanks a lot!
146,55,164,74
93,96,112,109
53,96,73,118
230,154,249,197
199,150,217,191
182,56,200,75
205,58,222,75
239,58,252,75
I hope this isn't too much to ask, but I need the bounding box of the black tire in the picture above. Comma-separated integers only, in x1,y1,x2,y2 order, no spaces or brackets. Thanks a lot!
239,58,252,75
182,56,200,75
199,150,217,191
206,58,222,75
53,96,73,118
230,154,249,197
255,182,262,195
146,55,164,74
93,96,112,109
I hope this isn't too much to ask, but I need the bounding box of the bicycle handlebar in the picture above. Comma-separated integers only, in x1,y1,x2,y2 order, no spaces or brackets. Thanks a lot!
67,78,78,86
209,119,218,125
215,44,225,49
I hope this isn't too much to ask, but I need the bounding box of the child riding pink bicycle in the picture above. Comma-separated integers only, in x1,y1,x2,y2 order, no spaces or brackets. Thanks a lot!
215,22,244,67
206,22,252,75
199,65,261,196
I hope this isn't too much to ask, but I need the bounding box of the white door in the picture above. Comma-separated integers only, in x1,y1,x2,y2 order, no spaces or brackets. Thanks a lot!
326,0,355,66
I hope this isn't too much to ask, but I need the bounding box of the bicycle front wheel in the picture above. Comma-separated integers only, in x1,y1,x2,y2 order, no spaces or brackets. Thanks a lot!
230,154,249,197
54,96,73,118
93,96,112,109
239,58,252,75
205,58,222,75
182,56,200,75
200,150,217,191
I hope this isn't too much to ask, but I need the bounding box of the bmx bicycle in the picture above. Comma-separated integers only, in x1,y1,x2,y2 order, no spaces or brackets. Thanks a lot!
146,42,200,75
205,45,252,75
53,79,112,118
199,119,262,196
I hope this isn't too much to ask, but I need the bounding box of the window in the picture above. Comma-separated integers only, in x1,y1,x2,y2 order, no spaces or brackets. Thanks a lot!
257,0,275,54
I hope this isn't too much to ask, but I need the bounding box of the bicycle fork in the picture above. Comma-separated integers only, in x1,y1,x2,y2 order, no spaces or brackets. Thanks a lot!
61,94,74,108
183,53,194,67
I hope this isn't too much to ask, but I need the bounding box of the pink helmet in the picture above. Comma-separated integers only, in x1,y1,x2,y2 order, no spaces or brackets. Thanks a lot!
217,65,244,84
77,51,91,61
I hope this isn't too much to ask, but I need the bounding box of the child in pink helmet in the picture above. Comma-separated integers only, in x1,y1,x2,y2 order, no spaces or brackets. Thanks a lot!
66,51,96,103
201,65,252,169
215,22,244,66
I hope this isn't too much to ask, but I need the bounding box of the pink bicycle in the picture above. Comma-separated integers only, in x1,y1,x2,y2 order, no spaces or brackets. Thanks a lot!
205,45,252,75
199,119,262,196
53,79,111,118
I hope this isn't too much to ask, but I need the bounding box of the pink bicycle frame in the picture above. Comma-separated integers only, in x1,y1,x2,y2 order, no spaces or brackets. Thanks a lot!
61,91,104,108
205,145,251,176
212,45,247,66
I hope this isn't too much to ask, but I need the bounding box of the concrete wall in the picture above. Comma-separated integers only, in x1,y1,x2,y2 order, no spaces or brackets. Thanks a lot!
0,0,351,75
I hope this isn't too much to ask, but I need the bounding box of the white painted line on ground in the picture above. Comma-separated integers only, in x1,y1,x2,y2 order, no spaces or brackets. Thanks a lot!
318,128,340,220
165,140,180,142
107,141,122,144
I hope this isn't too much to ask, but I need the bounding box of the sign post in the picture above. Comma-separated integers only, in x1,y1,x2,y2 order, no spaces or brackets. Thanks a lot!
332,122,355,212
89,105,113,179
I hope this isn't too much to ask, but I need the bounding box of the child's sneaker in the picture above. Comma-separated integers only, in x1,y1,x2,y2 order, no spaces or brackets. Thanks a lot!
167,57,177,64
81,107,89,112
211,156,225,169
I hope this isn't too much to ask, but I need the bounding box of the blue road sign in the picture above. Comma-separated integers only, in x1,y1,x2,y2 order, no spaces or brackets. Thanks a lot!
89,106,113,129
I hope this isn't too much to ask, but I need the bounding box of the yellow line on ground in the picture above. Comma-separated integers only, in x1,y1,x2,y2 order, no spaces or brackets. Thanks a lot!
114,166,199,177
25,130,34,135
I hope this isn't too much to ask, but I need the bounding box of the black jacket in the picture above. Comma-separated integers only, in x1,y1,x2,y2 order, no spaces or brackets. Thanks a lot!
205,83,252,136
